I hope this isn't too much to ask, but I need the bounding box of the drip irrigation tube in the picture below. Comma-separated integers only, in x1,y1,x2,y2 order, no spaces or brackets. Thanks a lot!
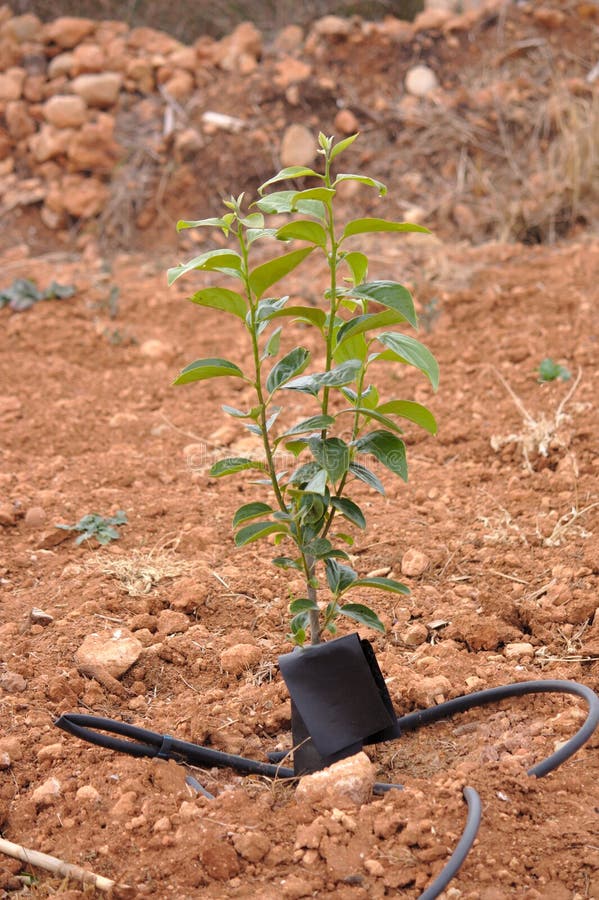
55,678,599,899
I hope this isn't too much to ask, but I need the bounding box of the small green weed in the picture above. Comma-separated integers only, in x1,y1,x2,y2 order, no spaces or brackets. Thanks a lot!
538,357,571,382
56,511,128,546
0,278,76,312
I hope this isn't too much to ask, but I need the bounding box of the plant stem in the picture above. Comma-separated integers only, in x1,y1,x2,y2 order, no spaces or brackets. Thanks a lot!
321,151,338,424
304,553,320,644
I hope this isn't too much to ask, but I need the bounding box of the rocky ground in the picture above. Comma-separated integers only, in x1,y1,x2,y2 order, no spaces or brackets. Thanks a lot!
1,1,599,898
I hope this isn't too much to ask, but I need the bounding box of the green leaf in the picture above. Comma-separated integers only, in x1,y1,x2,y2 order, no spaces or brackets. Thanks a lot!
310,359,362,388
338,406,403,434
376,400,437,434
304,537,334,559
176,216,230,231
338,603,385,633
335,308,411,350
262,326,282,360
333,332,368,364
538,357,571,382
330,496,366,529
234,521,288,546
289,612,309,642
188,286,246,319
289,461,321,485
341,251,368,286
254,190,326,220
272,556,302,570
258,166,320,194
355,430,408,481
325,558,358,594
280,415,335,438
345,281,418,328
233,502,274,527
342,218,430,240
174,358,245,385
284,439,310,458
291,187,336,205
249,247,314,299
309,437,350,483
305,467,328,495
349,576,410,595
334,174,387,196
266,305,326,330
289,597,319,613
167,249,242,285
376,332,439,390
329,133,359,161
266,347,310,394
210,457,265,477
276,220,328,248
349,461,385,494
222,405,255,418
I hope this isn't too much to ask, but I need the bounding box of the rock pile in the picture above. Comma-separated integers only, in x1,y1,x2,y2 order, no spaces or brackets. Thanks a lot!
0,0,595,247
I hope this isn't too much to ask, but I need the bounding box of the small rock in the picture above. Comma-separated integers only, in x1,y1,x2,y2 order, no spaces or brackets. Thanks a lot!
401,548,430,577
213,21,262,73
295,751,375,809
0,67,26,101
44,17,95,48
0,751,11,769
504,642,535,660
281,874,315,899
0,504,16,527
405,64,439,97
76,784,100,802
220,643,261,674
334,108,359,135
0,670,27,693
199,840,240,880
280,123,315,168
364,858,385,877
48,51,75,78
71,72,123,108
157,609,189,636
2,13,42,43
140,338,171,359
110,790,137,818
43,94,88,128
32,777,61,808
25,507,46,528
201,111,246,134
413,8,452,31
232,830,271,862
312,15,353,38
5,100,35,139
75,630,143,679
37,742,65,761
402,622,428,647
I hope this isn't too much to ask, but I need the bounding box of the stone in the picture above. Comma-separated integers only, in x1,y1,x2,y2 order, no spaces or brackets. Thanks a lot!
48,52,75,78
296,752,375,808
24,507,46,529
37,742,65,761
407,674,452,706
43,94,87,128
71,72,123,108
32,777,61,808
173,128,203,163
162,69,195,100
199,840,240,880
214,21,262,73
232,831,271,862
66,114,120,172
504,642,535,660
157,610,189,635
219,643,262,674
4,100,35,139
0,67,26,101
402,622,429,647
401,548,430,576
140,338,171,359
58,174,108,218
75,630,143,679
312,15,353,38
405,64,439,97
282,875,315,899
274,57,312,89
44,17,95,49
1,13,42,43
0,751,11,769
273,25,304,55
280,123,315,168
76,784,101,802
0,670,27,693
334,108,359,135
413,8,453,31
72,42,106,74
29,125,73,163
30,607,53,625
126,58,155,93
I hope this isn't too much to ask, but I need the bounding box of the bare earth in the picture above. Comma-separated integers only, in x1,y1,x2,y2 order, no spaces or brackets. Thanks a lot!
1,1,599,898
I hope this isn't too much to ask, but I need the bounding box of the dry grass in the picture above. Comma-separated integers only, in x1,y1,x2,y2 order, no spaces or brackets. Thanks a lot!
85,540,195,595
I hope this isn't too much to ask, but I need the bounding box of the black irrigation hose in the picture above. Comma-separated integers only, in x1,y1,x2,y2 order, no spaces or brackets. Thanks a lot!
55,678,599,900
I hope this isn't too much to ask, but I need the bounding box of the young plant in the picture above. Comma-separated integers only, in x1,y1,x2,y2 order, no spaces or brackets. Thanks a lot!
170,132,439,647
56,511,128,546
